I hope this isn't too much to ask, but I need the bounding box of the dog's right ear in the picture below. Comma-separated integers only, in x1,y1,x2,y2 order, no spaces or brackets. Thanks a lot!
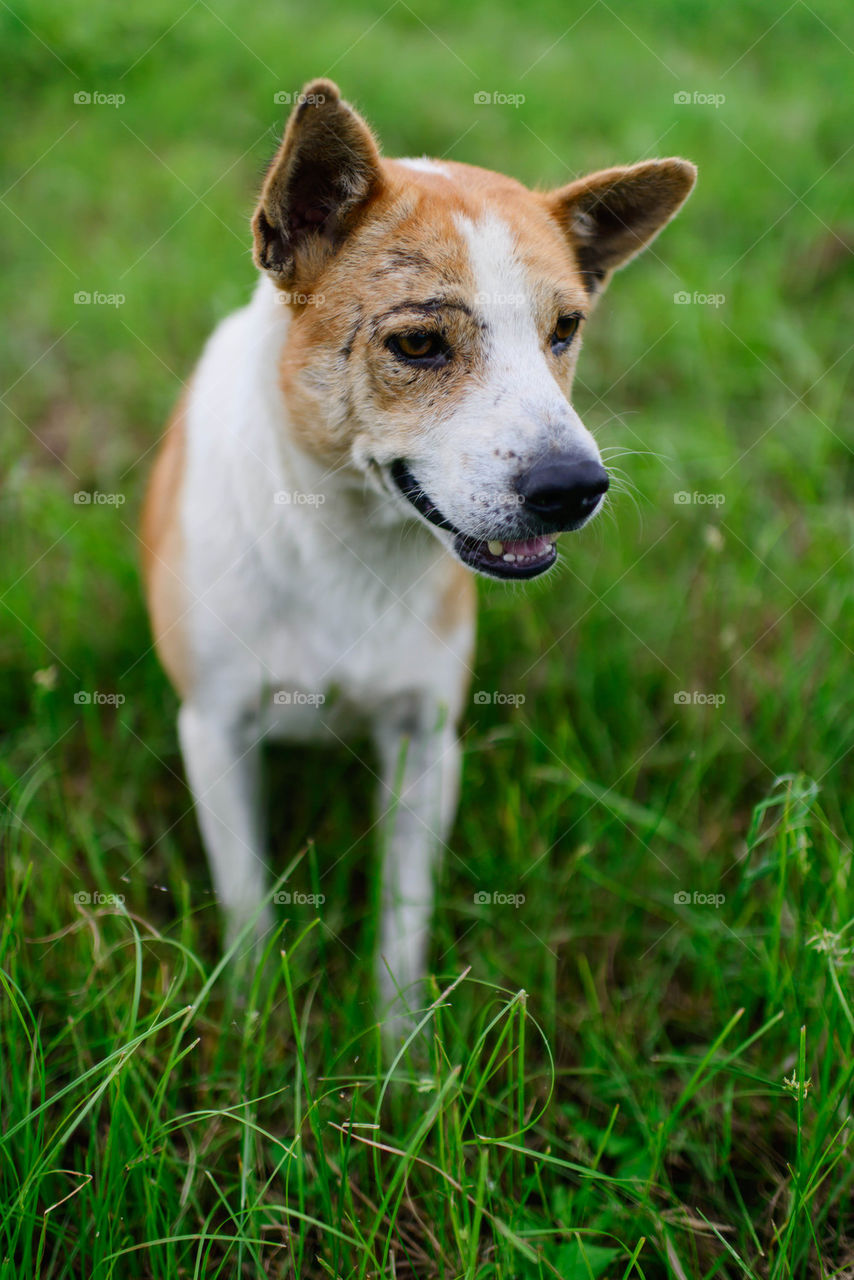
252,79,384,286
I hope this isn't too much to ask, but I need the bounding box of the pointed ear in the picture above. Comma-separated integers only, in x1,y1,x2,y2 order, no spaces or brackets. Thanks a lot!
252,79,385,286
546,158,697,293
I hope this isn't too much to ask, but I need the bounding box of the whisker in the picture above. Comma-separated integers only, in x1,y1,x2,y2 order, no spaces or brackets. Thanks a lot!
600,445,673,463
605,482,644,530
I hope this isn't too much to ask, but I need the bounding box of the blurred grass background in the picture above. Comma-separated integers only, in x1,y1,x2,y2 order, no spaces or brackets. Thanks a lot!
1,0,853,1276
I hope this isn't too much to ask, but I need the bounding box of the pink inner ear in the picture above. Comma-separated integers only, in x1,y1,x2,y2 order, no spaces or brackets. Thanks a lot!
291,201,330,236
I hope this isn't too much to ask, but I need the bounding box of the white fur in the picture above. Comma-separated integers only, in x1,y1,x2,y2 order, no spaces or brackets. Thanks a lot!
397,157,452,177
172,203,607,1037
177,276,473,1022
174,205,607,1032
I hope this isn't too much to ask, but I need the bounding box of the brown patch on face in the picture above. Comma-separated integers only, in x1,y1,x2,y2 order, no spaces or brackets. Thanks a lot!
278,174,470,463
260,87,693,479
276,159,591,467
140,391,192,698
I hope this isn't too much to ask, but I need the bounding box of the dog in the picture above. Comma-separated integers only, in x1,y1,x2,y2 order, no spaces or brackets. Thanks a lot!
141,78,695,1024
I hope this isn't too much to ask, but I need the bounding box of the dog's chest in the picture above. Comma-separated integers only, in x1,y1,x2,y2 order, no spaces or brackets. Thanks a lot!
181,285,474,737
223,532,471,740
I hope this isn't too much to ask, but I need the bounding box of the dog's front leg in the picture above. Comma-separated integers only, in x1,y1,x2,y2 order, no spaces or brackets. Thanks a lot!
177,703,272,951
373,704,461,1020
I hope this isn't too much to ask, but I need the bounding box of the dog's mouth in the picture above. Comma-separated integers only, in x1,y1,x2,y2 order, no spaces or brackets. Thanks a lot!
389,460,558,581
455,530,558,579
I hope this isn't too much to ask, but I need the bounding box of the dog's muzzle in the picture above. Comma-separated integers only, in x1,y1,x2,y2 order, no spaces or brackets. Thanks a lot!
389,456,608,581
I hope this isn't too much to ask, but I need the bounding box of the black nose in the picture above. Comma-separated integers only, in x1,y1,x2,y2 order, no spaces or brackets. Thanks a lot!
516,455,609,528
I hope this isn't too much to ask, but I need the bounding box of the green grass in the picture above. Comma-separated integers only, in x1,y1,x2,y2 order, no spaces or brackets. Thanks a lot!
2,0,854,1274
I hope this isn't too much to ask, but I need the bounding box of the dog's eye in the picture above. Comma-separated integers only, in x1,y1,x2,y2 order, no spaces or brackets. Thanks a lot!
388,331,450,366
550,314,582,353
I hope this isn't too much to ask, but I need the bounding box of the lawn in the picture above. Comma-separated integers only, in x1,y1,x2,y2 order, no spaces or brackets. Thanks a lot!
1,0,853,1275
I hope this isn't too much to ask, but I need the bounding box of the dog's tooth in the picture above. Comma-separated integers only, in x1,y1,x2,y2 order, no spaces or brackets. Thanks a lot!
503,552,516,562
487,540,504,556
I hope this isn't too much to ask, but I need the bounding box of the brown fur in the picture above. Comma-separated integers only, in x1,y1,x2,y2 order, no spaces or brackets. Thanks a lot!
276,158,591,468
140,392,191,698
262,82,694,474
546,159,698,289
434,558,477,645
252,78,385,287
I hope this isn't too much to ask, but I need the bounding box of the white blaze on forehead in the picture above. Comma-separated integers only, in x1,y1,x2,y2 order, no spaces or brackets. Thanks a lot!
440,210,601,482
397,157,452,177
455,211,540,351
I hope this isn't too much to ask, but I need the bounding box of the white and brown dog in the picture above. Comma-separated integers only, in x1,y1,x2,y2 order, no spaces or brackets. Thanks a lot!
142,79,695,1021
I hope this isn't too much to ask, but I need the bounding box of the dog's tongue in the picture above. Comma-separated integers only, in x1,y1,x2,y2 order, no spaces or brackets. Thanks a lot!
484,534,557,564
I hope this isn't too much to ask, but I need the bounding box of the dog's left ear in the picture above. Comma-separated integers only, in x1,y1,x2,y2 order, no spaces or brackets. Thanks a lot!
252,78,385,286
546,158,697,293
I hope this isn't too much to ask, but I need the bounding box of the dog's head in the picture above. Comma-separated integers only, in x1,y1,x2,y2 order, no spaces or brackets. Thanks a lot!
253,79,696,580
